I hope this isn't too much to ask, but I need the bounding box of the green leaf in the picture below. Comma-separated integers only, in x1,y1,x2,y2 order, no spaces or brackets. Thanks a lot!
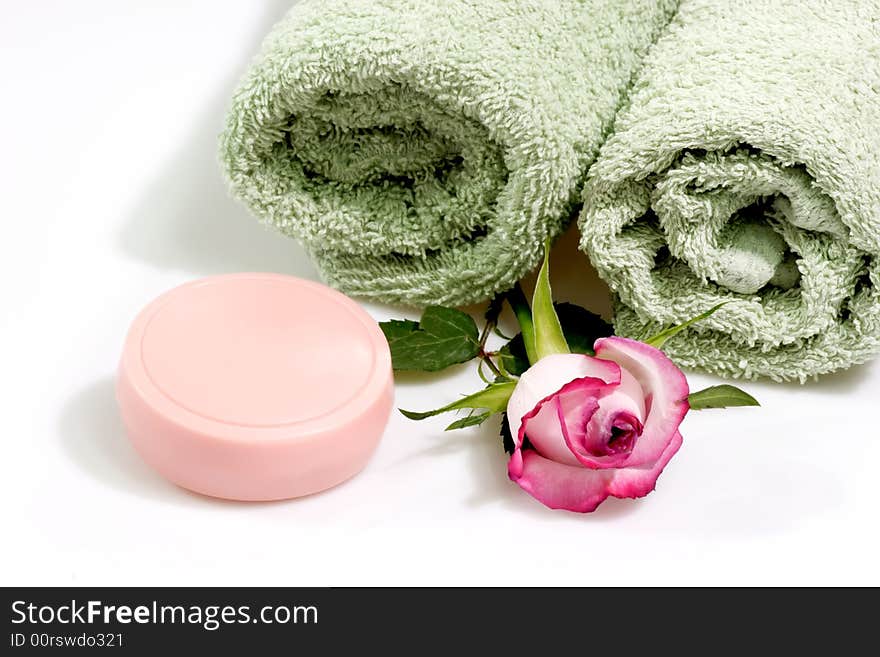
380,306,480,372
445,412,492,431
687,384,760,410
499,334,531,377
644,302,728,349
506,283,537,365
500,412,515,454
499,302,613,376
485,294,504,327
399,381,516,421
379,319,419,341
531,240,570,361
554,302,614,354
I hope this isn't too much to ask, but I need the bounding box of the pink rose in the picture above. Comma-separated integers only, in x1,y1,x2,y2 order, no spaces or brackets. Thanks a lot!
506,336,689,513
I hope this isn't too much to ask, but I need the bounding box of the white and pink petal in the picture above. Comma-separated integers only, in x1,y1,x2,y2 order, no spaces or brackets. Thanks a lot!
607,431,683,499
593,337,689,469
509,449,614,513
517,376,609,466
506,353,621,446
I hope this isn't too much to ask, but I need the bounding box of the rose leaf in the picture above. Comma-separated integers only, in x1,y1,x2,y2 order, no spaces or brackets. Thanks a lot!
687,384,760,410
379,319,419,341
399,381,516,421
445,412,492,431
500,412,515,454
380,306,480,372
554,302,614,354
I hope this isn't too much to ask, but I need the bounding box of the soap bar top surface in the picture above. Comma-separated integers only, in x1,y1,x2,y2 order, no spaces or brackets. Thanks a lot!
140,275,377,427
117,273,393,501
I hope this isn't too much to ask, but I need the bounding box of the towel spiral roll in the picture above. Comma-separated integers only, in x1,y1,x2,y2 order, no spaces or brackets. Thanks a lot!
221,0,677,306
580,0,880,380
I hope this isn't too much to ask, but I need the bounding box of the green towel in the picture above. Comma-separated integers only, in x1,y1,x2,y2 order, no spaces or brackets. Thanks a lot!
221,0,677,306
580,0,880,381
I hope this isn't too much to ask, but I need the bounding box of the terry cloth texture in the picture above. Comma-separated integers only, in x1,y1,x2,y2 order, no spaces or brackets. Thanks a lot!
221,0,677,306
579,0,880,381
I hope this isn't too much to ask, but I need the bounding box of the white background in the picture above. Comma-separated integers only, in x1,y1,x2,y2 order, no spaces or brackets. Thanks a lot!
2,1,878,586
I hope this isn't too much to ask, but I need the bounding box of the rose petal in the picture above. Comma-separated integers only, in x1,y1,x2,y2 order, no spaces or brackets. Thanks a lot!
593,337,689,468
588,365,646,437
506,353,621,449
555,387,634,469
555,363,644,469
582,407,642,456
607,431,683,499
519,377,608,466
508,431,683,513
508,449,614,513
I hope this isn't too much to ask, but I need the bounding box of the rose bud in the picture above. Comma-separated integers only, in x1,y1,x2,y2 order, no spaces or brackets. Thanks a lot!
506,337,689,513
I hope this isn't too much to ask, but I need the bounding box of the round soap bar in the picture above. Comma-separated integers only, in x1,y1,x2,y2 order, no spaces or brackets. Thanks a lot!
117,273,393,501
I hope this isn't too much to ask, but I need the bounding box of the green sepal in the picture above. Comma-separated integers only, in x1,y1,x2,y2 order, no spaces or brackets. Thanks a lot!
499,302,613,376
644,303,727,349
531,240,570,362
399,381,517,421
445,412,492,431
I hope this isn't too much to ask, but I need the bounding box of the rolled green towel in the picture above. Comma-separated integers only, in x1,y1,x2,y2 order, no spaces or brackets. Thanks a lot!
580,0,880,381
220,0,677,306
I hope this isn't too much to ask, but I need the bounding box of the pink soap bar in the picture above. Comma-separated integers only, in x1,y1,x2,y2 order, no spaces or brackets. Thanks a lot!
117,273,393,501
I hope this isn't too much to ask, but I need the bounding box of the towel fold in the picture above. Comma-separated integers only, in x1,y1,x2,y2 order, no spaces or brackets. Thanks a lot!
221,0,676,306
579,0,880,381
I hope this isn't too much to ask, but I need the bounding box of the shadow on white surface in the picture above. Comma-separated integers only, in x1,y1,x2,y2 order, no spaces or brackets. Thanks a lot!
774,360,874,394
465,421,642,520
396,402,846,532
118,1,316,279
398,416,641,520
57,378,191,505
58,378,378,511
391,361,481,388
